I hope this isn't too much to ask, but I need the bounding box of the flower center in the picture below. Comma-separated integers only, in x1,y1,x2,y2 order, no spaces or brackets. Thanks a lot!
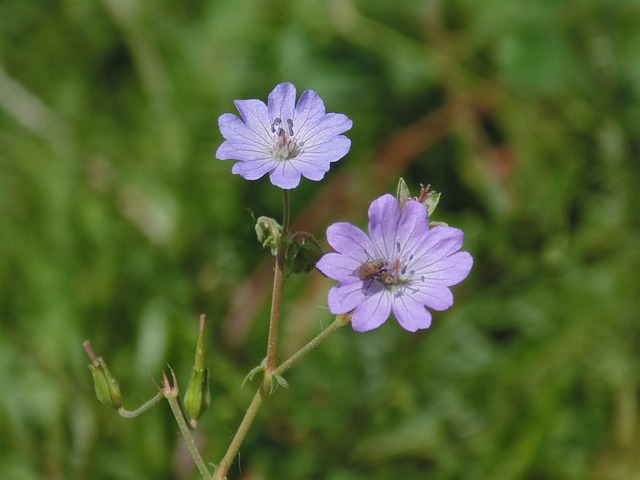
270,118,304,160
378,258,404,287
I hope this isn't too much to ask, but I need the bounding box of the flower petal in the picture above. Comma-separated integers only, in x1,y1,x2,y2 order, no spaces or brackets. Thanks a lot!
298,135,352,165
216,141,268,162
412,226,466,267
218,113,249,142
267,82,296,123
231,158,276,180
413,251,473,286
267,161,303,189
287,157,330,181
327,280,367,314
351,289,392,332
216,113,272,162
325,222,374,262
316,252,362,282
297,112,353,147
396,199,429,259
234,99,272,140
368,194,401,258
392,294,432,331
292,89,326,132
405,283,454,311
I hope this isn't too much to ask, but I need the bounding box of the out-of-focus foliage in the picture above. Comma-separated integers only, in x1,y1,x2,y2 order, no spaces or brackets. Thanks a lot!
1,0,639,479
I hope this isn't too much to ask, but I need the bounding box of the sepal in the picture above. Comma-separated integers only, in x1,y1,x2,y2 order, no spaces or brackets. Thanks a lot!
396,178,411,210
395,178,443,220
242,358,266,390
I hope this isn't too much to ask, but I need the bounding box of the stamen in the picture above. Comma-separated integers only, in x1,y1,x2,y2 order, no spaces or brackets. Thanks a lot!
270,117,303,160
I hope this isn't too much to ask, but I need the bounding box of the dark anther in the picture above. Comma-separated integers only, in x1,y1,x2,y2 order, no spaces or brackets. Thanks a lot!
271,117,282,133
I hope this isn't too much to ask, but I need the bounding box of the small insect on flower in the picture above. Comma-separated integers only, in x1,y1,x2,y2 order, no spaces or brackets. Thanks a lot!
353,259,388,280
380,258,401,284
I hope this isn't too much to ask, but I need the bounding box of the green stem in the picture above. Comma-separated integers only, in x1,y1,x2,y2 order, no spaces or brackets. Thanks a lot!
281,189,291,236
117,392,163,418
272,315,348,378
265,189,290,373
212,384,267,480
166,393,211,479
211,314,350,479
212,191,351,479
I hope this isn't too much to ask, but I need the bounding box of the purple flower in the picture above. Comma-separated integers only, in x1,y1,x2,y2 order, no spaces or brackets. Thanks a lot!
316,194,473,332
216,82,353,189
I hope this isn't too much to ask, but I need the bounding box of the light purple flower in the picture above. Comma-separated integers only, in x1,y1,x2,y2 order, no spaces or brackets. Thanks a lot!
316,194,473,332
216,82,353,189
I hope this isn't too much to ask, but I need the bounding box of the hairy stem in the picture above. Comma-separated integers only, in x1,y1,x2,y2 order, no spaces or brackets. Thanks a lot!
265,189,290,373
272,315,349,378
117,392,163,418
166,392,210,479
212,383,268,480
211,314,350,478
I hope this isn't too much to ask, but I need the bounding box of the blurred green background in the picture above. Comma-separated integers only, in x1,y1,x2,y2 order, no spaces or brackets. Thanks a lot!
2,0,640,479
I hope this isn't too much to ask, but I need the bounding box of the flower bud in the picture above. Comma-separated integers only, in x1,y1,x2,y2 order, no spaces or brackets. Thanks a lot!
184,368,210,421
184,315,210,421
285,232,323,275
255,216,282,255
84,341,122,410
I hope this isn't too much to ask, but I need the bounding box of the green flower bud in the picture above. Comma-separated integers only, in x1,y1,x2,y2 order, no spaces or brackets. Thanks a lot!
285,232,324,276
84,341,122,410
255,216,281,255
185,367,210,421
184,315,210,421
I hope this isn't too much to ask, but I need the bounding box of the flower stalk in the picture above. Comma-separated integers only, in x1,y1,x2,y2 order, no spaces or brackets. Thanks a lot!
212,384,267,480
265,189,290,373
212,313,347,479
117,393,163,419
272,313,350,378
160,369,211,480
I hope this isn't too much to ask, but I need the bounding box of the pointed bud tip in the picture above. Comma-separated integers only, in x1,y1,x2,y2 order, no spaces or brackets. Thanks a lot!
83,340,97,363
199,314,206,335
